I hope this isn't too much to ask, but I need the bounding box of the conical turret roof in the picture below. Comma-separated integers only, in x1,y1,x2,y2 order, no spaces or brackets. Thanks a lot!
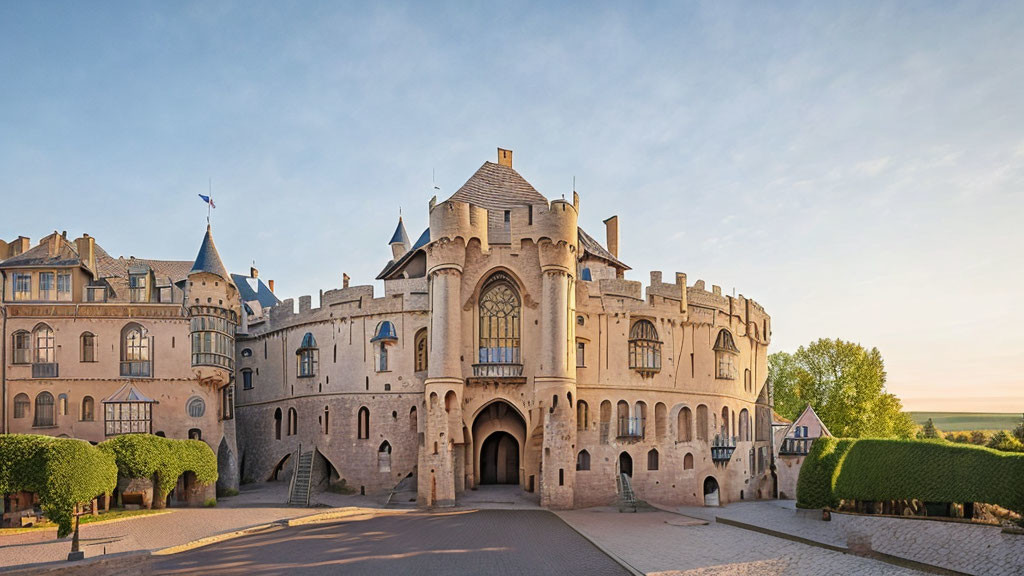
389,217,410,246
190,224,231,281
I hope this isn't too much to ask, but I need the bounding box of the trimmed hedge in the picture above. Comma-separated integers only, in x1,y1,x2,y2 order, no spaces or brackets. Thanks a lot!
796,437,1024,513
0,435,117,538
99,434,218,498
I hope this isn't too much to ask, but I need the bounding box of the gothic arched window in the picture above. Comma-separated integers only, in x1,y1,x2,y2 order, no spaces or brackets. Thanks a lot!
714,329,739,380
121,323,151,377
478,272,521,365
628,319,661,373
297,332,318,378
414,329,428,372
33,323,54,364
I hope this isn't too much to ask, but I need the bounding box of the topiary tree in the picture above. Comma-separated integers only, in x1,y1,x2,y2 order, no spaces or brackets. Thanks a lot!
99,434,218,508
795,437,855,509
0,435,117,538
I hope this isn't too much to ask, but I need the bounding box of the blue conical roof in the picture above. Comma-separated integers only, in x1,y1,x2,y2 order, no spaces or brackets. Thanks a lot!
190,225,231,280
389,217,410,246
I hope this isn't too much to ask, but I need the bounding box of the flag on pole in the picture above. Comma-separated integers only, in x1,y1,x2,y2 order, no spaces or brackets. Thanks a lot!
198,194,216,209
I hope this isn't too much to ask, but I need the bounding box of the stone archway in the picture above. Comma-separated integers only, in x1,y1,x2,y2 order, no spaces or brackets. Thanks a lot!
619,452,633,477
471,400,527,490
480,432,520,484
703,476,720,506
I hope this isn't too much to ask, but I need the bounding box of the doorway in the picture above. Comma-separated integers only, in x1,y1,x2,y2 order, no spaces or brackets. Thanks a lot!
480,432,520,484
619,452,633,477
703,476,720,506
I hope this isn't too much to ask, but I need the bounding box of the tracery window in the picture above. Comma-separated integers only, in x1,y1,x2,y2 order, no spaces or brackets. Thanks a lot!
121,323,151,377
714,329,739,380
297,332,318,378
628,319,661,373
478,272,521,365
187,396,206,418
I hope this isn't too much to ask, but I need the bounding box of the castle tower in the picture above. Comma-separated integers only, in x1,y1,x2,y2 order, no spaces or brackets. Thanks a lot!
389,216,411,261
186,224,242,491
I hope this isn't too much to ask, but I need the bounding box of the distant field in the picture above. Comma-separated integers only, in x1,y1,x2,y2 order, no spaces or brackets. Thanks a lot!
910,412,1021,432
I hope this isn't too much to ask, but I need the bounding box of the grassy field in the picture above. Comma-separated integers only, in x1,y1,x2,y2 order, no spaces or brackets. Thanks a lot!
910,412,1021,432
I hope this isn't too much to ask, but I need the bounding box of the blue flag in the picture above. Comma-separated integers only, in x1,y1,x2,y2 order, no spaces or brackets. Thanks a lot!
198,194,216,209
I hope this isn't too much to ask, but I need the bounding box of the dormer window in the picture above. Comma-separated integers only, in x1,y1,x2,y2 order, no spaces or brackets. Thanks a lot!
39,272,54,300
297,332,318,378
714,329,739,380
57,272,72,301
371,321,398,372
129,273,148,303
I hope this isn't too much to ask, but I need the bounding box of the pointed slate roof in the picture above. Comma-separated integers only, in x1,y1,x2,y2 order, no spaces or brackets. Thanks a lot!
578,227,630,271
448,162,548,230
190,225,231,281
231,273,281,309
102,383,157,404
377,227,430,280
389,217,411,246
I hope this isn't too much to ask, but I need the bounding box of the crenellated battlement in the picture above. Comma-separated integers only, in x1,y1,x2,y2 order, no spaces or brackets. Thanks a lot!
250,282,428,339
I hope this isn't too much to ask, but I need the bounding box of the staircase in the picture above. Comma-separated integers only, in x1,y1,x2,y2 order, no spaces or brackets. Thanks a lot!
617,473,638,513
288,448,314,506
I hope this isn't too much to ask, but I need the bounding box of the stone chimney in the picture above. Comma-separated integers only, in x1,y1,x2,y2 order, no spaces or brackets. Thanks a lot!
343,273,350,289
603,215,619,259
10,236,29,257
268,280,275,293
498,148,513,168
250,266,259,279
75,234,96,275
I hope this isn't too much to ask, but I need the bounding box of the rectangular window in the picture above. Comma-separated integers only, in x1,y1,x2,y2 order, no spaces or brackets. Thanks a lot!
242,370,253,390
12,332,31,364
13,273,31,301
129,274,148,303
222,385,234,420
85,285,106,302
39,272,55,301
105,402,152,435
57,272,72,301
576,342,585,367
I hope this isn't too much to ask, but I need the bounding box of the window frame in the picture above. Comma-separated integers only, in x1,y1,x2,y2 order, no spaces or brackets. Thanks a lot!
628,319,662,373
477,272,522,366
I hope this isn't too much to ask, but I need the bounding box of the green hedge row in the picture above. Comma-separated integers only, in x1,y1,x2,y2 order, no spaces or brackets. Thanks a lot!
796,437,1024,512
99,434,218,497
0,435,117,538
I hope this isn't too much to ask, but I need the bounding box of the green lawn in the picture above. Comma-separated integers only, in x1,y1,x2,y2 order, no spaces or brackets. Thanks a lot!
0,508,170,535
910,412,1021,432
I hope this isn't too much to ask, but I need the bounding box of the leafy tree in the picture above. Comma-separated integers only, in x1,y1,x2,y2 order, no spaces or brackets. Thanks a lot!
1012,413,1024,444
768,339,916,438
969,430,990,445
917,418,941,439
987,430,1024,453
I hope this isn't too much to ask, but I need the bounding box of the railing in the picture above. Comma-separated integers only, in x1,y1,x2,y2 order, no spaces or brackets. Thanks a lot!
191,353,233,370
471,363,524,378
780,437,814,456
617,417,645,439
31,363,58,378
120,361,152,378
711,435,737,462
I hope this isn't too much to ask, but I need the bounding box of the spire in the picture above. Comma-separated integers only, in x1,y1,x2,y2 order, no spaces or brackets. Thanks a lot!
190,224,231,280
389,216,410,246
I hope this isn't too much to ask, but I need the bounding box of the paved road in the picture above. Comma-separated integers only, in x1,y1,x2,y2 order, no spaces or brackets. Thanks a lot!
152,509,629,576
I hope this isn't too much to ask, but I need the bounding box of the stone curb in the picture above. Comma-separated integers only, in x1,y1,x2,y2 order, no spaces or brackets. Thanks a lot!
555,513,645,576
0,510,175,541
714,516,971,576
152,521,284,556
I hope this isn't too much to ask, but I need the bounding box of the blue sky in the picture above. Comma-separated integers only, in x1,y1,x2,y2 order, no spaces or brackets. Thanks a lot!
2,2,1022,411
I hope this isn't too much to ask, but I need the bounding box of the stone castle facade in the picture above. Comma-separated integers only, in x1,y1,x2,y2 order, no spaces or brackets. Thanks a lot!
233,149,775,509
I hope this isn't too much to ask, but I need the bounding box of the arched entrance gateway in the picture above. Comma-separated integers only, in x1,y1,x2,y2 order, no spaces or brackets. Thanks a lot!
619,452,633,477
703,476,720,506
471,400,527,490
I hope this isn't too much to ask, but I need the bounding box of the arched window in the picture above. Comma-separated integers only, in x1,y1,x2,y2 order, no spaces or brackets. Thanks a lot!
410,406,418,432
11,331,30,364
478,272,521,365
189,428,202,440
288,407,297,436
616,400,630,438
378,441,392,472
683,452,694,470
721,406,731,440
414,329,428,372
647,449,659,471
121,323,151,377
739,409,750,442
81,396,95,421
80,332,96,363
357,406,369,439
297,333,318,378
241,368,254,390
655,402,667,440
677,406,693,442
33,324,54,364
696,405,709,442
34,392,54,427
14,393,30,418
634,401,647,439
379,342,388,372
744,368,751,392
576,450,591,471
599,400,612,444
576,400,589,431
714,330,739,380
628,319,661,373
187,396,206,418
58,394,68,416
274,408,282,440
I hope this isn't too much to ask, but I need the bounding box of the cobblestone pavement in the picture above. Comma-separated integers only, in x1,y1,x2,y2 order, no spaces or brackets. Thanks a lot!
151,509,629,576
670,500,1023,576
0,482,379,569
557,508,929,576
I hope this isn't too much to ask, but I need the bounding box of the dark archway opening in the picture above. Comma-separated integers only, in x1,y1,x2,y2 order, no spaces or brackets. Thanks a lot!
619,452,633,477
480,432,520,485
703,476,720,506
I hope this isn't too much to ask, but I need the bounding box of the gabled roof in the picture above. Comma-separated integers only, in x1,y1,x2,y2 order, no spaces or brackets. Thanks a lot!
190,225,231,281
389,217,410,246
772,410,792,425
578,227,630,270
793,404,832,437
0,233,82,269
377,227,430,280
102,383,156,404
448,162,548,230
231,273,281,309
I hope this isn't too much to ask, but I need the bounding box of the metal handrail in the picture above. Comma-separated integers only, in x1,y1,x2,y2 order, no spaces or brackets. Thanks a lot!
287,443,301,504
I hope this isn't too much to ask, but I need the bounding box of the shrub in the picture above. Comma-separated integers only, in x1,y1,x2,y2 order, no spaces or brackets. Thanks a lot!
0,435,117,538
797,437,1024,514
204,498,217,507
795,437,855,509
99,434,218,505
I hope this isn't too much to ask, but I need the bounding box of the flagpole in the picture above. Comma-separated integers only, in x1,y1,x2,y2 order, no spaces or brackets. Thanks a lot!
208,178,212,225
